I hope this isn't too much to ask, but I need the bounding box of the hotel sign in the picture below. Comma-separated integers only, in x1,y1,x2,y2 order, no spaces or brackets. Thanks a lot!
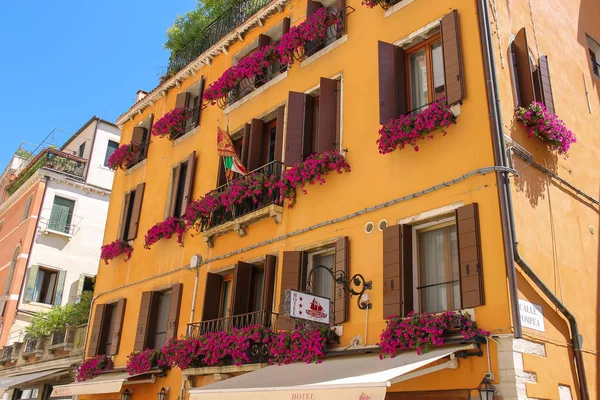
290,290,331,325
519,299,545,332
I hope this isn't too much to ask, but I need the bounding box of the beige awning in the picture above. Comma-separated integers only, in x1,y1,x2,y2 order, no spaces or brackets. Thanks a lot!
0,369,68,396
50,371,157,397
188,344,474,400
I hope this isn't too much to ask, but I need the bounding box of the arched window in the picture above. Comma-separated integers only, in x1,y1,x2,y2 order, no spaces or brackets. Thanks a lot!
4,246,20,295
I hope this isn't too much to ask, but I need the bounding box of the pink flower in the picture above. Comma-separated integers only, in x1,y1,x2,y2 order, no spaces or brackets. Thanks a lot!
107,143,139,170
76,355,113,381
100,240,133,264
515,102,575,156
152,108,189,140
144,217,188,249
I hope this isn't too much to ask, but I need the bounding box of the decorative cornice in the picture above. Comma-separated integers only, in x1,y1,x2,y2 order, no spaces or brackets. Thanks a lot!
0,170,42,217
116,0,290,126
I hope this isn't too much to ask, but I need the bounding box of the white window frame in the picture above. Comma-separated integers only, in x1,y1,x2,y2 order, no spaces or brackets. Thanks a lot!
306,247,335,298
411,216,458,313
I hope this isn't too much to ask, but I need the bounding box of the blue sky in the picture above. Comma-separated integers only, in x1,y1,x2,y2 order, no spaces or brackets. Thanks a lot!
0,0,194,163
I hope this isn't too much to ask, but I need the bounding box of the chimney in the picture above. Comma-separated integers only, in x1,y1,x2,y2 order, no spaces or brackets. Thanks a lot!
136,90,148,102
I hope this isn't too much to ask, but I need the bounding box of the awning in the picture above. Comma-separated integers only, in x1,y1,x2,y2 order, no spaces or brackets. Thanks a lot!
188,344,473,400
50,371,157,397
0,369,67,396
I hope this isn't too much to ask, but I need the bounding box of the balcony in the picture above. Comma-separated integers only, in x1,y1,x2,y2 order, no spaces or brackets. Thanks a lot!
169,104,202,141
200,161,284,247
0,345,17,364
187,310,278,338
6,148,87,196
166,0,274,77
48,328,76,352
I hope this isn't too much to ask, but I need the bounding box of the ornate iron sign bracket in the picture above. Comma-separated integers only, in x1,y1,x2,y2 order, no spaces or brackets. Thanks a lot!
308,265,373,310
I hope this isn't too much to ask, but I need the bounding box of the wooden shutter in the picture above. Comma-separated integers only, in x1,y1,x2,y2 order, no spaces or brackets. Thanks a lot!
306,0,323,57
196,77,206,126
318,78,339,152
143,116,153,158
240,123,251,167
262,255,277,313
216,157,227,187
274,106,285,163
168,164,182,217
117,191,132,241
537,56,555,114
134,291,157,351
131,127,146,161
279,251,305,330
440,10,465,105
87,304,107,357
127,183,145,241
383,225,413,318
513,28,536,107
334,237,349,324
285,92,314,166
282,17,290,35
202,273,223,321
378,41,407,124
23,265,39,303
108,299,126,355
232,261,253,316
307,0,322,16
456,203,484,308
181,151,196,215
175,92,190,109
247,119,264,171
52,270,67,306
258,34,271,49
166,283,183,340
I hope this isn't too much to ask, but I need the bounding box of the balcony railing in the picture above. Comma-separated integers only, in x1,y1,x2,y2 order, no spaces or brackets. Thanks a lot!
170,105,202,141
187,310,278,338
6,149,87,195
166,0,274,76
0,346,14,362
199,161,284,232
129,140,150,168
23,338,40,354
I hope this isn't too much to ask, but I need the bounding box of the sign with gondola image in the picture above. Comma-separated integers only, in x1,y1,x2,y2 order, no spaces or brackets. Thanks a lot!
289,290,331,325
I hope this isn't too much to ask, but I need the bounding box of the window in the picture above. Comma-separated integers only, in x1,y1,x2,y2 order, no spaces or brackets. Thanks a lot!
99,303,115,355
261,119,278,165
587,35,600,77
307,248,335,300
130,123,151,167
407,36,445,112
22,195,33,222
249,267,265,313
169,152,195,218
32,267,59,304
173,80,205,139
219,276,233,319
14,388,39,399
104,140,119,167
48,196,75,234
118,183,145,241
151,290,172,349
415,219,460,313
87,299,126,357
4,247,20,295
78,142,86,158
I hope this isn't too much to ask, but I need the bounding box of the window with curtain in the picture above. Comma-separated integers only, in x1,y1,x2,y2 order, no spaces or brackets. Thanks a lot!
104,140,119,167
407,35,445,113
307,249,335,300
32,268,58,304
416,222,460,313
48,196,75,234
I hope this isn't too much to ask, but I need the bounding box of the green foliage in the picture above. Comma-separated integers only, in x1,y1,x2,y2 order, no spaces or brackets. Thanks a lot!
14,148,32,159
164,0,230,56
25,291,93,339
7,154,48,195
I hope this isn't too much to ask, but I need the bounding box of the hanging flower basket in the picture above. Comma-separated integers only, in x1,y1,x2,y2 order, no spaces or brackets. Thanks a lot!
126,349,165,375
106,143,139,170
379,311,490,357
100,239,133,264
144,217,188,249
515,102,576,156
151,108,189,140
76,355,114,382
377,99,456,154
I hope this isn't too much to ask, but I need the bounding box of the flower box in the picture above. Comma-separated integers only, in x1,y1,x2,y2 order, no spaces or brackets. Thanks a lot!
151,108,191,141
361,0,402,10
76,355,114,382
107,143,140,171
144,217,187,249
515,102,576,156
100,239,133,264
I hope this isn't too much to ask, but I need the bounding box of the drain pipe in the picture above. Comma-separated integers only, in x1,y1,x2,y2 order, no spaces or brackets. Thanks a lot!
476,1,589,399
182,254,203,400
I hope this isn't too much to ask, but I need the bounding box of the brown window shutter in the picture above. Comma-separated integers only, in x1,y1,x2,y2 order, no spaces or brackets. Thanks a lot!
274,106,285,163
202,273,223,321
382,225,413,319
537,56,555,114
334,237,349,324
117,191,132,241
318,78,340,152
262,255,277,313
196,77,206,126
240,123,251,168
456,203,484,308
513,28,536,107
131,127,146,161
307,0,322,16
440,10,465,105
258,34,271,49
175,92,190,109
87,304,107,357
166,283,183,341
285,92,314,166
378,41,407,124
108,299,127,356
279,251,305,330
282,17,290,35
143,116,153,158
232,261,253,316
168,164,182,217
134,291,158,351
247,119,264,171
127,183,145,241
216,157,227,187
181,151,196,215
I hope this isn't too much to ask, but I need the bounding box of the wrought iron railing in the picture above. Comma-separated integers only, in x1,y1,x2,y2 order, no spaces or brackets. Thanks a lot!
187,310,278,338
129,140,149,168
170,105,202,141
200,161,284,232
51,330,67,346
166,0,274,76
592,59,600,77
7,149,87,195
0,345,13,361
23,338,39,354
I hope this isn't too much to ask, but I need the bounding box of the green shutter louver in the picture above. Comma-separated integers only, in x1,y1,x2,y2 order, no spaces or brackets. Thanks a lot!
48,197,75,234
53,270,67,306
23,265,39,303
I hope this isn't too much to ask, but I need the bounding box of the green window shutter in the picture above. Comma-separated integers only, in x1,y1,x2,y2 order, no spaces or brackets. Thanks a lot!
53,270,67,306
48,197,75,234
23,265,39,303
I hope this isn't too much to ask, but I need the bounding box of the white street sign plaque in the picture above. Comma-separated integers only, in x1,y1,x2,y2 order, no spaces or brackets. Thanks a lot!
290,290,330,324
519,299,545,332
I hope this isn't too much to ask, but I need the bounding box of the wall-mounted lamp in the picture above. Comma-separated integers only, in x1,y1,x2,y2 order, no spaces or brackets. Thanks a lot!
477,377,495,400
121,389,133,400
157,387,170,400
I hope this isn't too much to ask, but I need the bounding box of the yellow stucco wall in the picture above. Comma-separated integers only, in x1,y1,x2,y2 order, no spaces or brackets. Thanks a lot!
85,0,598,398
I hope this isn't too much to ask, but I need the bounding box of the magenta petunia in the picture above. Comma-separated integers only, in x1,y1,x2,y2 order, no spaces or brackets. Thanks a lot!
515,102,576,156
100,239,133,264
76,355,114,382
